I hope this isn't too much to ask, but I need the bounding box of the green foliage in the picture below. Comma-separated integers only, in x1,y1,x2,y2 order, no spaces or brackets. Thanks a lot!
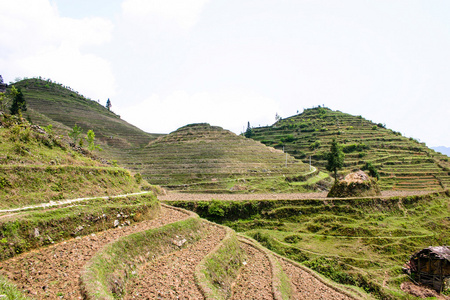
244,122,253,138
326,138,345,179
9,86,27,115
0,275,28,300
134,173,142,184
68,124,83,145
106,98,111,111
0,193,159,260
43,124,53,135
280,134,294,143
363,162,380,180
342,143,369,153
310,140,321,150
86,129,102,151
0,92,11,112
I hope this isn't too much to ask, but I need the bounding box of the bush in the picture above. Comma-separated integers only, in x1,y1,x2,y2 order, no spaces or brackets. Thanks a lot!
310,140,321,150
363,162,380,180
343,143,369,153
280,134,295,143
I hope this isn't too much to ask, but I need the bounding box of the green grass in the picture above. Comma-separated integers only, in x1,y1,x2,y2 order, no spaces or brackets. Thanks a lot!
167,191,450,299
0,113,153,209
196,226,245,300
119,123,329,192
0,276,28,300
249,106,450,191
12,78,161,168
0,193,159,260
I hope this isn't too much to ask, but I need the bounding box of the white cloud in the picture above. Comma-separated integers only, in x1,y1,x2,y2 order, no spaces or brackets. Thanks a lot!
117,89,281,134
0,0,115,100
121,0,209,31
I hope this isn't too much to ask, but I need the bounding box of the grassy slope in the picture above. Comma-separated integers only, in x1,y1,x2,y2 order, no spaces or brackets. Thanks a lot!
13,78,160,162
167,191,450,299
0,113,147,209
119,123,329,192
249,106,450,191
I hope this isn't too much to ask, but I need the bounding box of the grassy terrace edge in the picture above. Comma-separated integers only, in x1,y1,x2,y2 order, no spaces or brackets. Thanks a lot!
0,193,159,261
163,190,450,299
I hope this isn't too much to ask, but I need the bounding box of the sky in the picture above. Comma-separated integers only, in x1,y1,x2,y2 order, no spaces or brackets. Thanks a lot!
1,0,449,147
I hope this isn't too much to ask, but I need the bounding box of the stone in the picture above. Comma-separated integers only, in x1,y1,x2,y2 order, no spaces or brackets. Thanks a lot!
114,220,120,227
327,170,381,198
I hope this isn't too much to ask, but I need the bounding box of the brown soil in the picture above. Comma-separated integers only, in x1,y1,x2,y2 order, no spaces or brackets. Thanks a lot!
231,242,273,299
279,259,354,300
401,281,449,299
0,205,190,299
159,190,431,201
124,223,226,299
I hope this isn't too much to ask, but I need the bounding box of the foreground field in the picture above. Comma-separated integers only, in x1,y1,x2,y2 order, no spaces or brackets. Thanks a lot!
166,190,450,299
0,198,360,299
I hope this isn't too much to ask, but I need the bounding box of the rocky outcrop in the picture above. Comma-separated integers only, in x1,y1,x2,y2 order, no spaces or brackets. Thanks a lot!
327,170,381,198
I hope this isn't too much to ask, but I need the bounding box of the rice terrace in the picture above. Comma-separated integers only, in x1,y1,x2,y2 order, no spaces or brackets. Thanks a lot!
0,78,449,299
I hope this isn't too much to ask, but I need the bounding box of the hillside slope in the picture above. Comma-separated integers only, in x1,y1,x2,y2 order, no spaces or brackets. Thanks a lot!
12,78,160,161
119,123,328,192
0,113,146,209
249,107,450,191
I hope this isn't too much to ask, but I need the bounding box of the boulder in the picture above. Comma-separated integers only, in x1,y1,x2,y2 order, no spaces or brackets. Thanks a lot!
327,170,380,198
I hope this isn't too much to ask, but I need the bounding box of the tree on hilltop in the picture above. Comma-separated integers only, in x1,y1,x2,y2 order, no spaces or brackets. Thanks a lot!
244,121,253,138
326,138,345,179
106,98,112,111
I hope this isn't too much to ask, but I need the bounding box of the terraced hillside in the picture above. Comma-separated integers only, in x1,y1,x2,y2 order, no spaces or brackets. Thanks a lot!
0,203,363,299
167,191,450,299
0,113,148,209
249,107,450,191
12,78,160,161
119,123,329,192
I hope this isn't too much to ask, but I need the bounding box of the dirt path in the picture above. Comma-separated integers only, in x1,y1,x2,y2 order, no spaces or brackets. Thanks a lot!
231,242,273,300
0,192,150,213
159,190,431,201
124,223,226,299
0,206,190,299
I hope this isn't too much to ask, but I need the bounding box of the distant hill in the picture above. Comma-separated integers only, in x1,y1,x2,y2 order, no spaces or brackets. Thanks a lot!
12,78,161,162
118,123,329,192
432,146,450,157
249,107,450,191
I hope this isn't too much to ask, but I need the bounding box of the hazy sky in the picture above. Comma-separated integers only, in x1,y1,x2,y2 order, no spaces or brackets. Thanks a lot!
1,0,449,147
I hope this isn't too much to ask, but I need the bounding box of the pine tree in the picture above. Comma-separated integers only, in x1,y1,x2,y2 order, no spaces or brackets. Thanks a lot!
326,138,345,179
244,121,253,138
106,98,112,111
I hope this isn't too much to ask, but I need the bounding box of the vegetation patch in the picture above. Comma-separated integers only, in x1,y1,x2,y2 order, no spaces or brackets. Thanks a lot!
196,226,245,299
170,192,450,299
0,193,159,260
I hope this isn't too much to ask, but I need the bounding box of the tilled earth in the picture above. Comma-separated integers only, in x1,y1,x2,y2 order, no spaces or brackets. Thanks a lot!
124,223,226,299
231,242,273,300
279,259,354,300
0,206,190,299
0,200,362,300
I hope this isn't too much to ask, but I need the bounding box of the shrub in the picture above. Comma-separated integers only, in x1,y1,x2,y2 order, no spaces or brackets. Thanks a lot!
372,126,377,130
363,162,380,180
310,140,321,150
